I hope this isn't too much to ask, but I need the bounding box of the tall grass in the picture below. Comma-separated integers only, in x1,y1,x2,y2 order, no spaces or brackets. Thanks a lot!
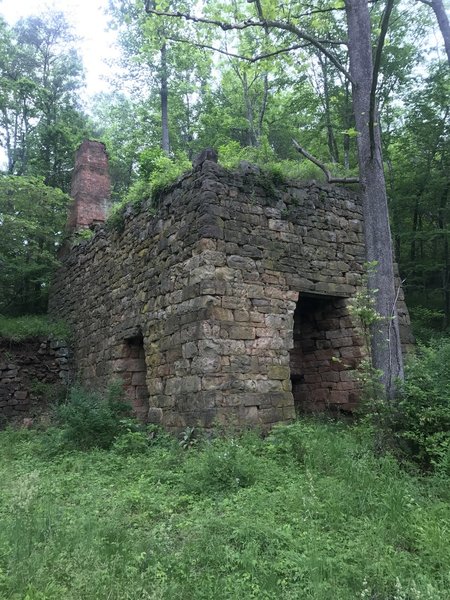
0,420,449,599
0,314,69,342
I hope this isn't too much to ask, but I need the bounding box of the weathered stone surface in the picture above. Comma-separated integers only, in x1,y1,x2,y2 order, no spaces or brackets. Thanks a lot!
0,338,71,424
67,140,111,232
48,158,413,430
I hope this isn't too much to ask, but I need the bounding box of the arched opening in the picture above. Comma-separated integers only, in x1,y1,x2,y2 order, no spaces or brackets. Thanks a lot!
121,331,149,421
289,294,362,414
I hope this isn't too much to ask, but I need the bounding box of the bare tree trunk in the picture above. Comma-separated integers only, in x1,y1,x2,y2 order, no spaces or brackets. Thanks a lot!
343,81,352,169
430,0,450,64
257,72,269,144
319,54,339,163
438,180,450,328
160,42,170,154
345,0,404,397
242,71,257,147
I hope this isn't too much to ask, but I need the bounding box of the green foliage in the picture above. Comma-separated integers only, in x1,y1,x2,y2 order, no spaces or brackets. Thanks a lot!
410,306,447,343
71,228,95,247
387,339,450,470
388,64,450,327
105,150,190,232
265,421,306,465
1,419,450,598
56,383,131,450
348,262,385,406
112,421,175,455
0,11,91,189
182,436,258,495
0,175,70,315
105,197,141,233
0,314,69,341
217,138,360,183
133,148,191,204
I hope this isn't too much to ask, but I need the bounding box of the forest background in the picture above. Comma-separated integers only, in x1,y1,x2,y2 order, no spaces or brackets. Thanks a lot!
1,5,450,596
0,0,448,336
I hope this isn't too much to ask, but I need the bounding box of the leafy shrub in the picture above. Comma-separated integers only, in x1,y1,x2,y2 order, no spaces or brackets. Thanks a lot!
182,437,257,495
409,306,447,343
217,137,359,183
265,422,306,465
387,339,450,470
112,429,150,456
56,382,130,450
105,149,190,231
106,196,145,233
112,422,175,455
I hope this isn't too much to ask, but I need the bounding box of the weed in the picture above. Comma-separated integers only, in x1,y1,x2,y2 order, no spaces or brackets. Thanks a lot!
55,381,130,450
182,437,258,495
179,426,197,450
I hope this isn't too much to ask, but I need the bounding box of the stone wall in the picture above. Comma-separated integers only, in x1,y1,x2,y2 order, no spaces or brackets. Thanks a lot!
49,160,412,430
0,338,71,425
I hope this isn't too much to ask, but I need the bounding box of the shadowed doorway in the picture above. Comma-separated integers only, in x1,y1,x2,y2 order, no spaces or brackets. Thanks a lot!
289,294,362,414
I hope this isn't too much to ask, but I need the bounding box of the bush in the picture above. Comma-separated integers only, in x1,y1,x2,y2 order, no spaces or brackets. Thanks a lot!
56,382,130,450
387,339,450,470
264,422,306,465
182,437,258,495
112,422,175,455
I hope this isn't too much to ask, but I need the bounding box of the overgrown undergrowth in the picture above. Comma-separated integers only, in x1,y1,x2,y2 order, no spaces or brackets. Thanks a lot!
1,420,449,599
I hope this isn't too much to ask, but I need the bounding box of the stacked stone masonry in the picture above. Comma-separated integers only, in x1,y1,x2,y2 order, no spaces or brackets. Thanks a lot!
0,338,71,424
49,160,413,430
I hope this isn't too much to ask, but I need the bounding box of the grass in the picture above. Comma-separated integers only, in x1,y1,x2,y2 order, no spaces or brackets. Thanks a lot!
0,315,69,342
0,420,449,599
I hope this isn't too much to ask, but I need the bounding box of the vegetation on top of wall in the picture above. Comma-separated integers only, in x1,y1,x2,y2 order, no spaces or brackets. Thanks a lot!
217,138,359,184
0,315,70,342
105,150,190,232
70,228,95,247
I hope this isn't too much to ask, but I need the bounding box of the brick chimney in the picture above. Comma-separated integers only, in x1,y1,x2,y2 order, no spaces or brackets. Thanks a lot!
67,140,111,232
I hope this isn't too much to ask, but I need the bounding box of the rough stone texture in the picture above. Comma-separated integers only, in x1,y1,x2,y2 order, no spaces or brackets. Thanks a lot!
67,140,111,232
49,159,413,430
0,338,71,425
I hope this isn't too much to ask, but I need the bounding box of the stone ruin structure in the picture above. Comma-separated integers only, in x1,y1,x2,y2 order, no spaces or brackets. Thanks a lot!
48,140,413,430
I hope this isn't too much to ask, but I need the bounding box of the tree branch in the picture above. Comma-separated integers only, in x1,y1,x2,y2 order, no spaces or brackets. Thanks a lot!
168,37,309,63
369,0,395,158
292,139,359,184
144,6,353,82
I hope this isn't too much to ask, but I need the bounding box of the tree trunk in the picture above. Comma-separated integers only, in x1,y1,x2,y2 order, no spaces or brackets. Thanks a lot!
242,71,257,147
319,54,339,163
345,0,404,397
431,0,450,64
438,180,450,328
343,81,352,169
160,42,170,154
257,72,269,145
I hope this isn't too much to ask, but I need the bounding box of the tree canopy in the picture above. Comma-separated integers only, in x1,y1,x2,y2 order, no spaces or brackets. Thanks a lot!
0,1,448,373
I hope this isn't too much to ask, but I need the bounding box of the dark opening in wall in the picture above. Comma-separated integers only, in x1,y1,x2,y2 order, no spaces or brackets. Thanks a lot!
122,331,149,421
289,294,363,414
